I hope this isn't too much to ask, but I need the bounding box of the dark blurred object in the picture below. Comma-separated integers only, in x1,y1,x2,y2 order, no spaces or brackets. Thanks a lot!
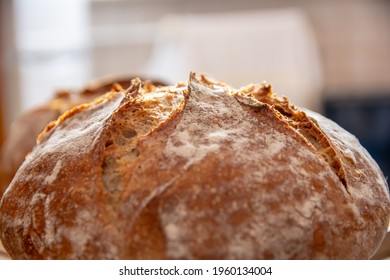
325,94,390,192
0,76,166,198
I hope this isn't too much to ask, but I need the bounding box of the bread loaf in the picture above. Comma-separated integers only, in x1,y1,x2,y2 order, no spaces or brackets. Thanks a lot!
0,76,165,197
0,73,389,259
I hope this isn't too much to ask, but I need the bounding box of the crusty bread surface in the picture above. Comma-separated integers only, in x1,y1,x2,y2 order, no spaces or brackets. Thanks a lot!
0,73,389,259
0,77,165,197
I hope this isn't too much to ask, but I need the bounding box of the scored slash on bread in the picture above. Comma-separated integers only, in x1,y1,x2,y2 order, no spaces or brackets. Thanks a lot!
236,82,349,190
0,76,166,198
0,72,389,260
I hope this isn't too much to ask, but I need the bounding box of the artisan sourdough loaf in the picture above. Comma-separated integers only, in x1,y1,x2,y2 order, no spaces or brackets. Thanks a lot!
0,73,389,259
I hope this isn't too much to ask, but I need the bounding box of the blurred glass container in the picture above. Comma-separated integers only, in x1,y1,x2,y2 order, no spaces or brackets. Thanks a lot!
146,8,324,112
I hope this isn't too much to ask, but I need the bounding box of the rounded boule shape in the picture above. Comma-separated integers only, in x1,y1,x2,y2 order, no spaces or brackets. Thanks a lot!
0,73,389,259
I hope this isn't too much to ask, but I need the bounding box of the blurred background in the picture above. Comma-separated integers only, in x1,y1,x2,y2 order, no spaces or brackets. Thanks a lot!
0,0,389,180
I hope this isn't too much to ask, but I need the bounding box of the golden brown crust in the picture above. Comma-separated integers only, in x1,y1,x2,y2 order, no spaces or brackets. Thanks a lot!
0,73,389,259
0,76,166,198
0,108,59,196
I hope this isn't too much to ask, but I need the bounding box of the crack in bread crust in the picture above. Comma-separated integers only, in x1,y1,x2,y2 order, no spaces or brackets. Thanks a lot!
235,83,349,191
101,80,186,208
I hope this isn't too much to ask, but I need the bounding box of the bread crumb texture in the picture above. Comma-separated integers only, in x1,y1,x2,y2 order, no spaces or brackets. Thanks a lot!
0,73,389,260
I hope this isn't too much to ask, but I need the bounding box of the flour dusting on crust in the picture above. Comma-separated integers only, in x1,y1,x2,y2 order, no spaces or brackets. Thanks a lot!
159,75,353,259
44,160,62,185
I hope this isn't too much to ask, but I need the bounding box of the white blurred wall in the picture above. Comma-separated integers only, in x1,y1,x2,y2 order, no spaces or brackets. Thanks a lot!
88,0,390,97
14,0,91,111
